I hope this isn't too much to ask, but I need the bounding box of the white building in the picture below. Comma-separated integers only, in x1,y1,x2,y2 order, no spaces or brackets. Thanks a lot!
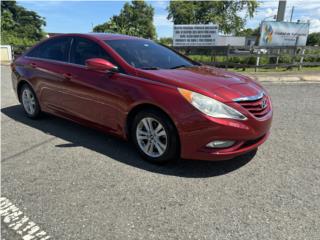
216,36,246,46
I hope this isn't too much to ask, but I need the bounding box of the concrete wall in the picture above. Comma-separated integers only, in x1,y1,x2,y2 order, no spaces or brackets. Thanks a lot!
1,45,13,63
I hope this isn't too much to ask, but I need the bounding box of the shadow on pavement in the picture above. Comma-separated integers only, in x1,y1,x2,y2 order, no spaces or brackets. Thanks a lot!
2,105,256,178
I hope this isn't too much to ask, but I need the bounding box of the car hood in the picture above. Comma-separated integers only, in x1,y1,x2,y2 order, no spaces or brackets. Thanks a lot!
139,66,265,102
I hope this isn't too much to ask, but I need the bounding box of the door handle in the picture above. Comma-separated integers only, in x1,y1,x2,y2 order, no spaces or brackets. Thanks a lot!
63,73,72,80
30,62,37,68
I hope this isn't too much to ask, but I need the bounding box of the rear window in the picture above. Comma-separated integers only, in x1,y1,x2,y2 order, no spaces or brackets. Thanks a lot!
27,37,72,62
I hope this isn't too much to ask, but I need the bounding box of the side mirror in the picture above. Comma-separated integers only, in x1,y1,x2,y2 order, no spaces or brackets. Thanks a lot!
85,58,118,72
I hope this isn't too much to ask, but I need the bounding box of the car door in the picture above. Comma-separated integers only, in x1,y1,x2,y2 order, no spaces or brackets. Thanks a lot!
56,37,124,133
24,36,73,111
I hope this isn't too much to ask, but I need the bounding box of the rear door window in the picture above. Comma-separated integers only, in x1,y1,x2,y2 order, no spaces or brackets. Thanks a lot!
27,37,72,62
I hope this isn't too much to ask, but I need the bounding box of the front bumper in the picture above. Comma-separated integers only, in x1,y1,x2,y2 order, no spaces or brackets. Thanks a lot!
178,108,272,161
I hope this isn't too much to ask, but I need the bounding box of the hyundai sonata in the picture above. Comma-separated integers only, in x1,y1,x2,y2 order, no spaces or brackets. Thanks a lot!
11,33,272,163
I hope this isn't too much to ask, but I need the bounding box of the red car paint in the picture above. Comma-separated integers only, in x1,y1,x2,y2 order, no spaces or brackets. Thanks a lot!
11,33,272,161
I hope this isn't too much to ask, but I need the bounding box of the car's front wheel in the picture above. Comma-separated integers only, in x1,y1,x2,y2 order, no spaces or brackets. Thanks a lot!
131,109,179,164
20,84,41,118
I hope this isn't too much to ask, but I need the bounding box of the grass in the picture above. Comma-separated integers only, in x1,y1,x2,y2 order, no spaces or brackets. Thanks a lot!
229,66,320,73
187,54,320,73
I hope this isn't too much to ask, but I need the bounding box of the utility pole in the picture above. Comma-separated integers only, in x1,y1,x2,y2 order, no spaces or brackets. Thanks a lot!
290,6,294,22
274,1,286,69
276,0,286,22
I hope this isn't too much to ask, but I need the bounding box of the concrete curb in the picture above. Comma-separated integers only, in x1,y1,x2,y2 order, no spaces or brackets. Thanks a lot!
241,72,320,82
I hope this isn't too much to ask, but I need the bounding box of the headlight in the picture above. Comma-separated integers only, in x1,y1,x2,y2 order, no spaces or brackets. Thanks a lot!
178,88,247,120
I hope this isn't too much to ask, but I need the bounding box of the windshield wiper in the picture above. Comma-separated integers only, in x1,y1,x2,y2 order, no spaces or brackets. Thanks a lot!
170,65,192,69
140,67,160,70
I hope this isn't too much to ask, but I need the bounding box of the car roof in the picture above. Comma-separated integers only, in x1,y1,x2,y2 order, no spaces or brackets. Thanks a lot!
52,33,145,41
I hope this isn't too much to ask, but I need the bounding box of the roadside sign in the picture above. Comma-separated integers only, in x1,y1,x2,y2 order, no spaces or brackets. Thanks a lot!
259,21,309,46
173,24,219,47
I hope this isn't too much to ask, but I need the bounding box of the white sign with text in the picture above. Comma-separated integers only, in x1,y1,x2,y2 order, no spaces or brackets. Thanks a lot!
173,24,219,47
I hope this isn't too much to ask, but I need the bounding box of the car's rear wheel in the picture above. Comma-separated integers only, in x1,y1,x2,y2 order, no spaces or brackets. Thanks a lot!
131,109,179,164
20,84,41,118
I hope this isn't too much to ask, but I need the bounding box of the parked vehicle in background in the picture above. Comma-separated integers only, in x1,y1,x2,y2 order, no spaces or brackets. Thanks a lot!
253,48,268,54
11,33,272,163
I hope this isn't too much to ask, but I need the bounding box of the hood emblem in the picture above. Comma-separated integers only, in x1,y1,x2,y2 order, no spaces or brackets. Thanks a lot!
261,98,267,109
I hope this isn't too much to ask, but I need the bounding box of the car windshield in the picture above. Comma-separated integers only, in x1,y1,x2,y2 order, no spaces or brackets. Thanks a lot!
105,39,195,70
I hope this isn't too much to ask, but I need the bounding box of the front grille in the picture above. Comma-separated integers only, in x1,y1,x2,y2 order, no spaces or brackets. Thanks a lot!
236,94,270,118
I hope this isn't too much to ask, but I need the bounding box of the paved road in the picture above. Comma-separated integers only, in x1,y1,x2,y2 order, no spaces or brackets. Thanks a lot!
1,66,320,239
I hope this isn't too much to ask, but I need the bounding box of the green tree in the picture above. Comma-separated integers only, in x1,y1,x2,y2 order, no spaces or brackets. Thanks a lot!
93,0,156,39
167,1,258,34
158,37,173,46
1,1,46,47
307,32,320,46
237,27,260,37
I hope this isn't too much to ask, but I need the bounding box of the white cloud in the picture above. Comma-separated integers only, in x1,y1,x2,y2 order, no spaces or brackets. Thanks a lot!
300,16,320,33
246,1,320,29
153,0,168,8
265,8,277,18
258,1,320,20
257,1,278,9
286,1,320,11
250,7,277,25
259,0,319,11
153,14,172,26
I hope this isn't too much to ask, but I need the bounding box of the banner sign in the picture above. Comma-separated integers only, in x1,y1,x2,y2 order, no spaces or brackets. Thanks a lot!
173,24,219,47
259,21,309,46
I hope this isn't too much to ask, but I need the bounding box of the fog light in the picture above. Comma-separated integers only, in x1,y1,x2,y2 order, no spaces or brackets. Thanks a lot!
206,140,235,148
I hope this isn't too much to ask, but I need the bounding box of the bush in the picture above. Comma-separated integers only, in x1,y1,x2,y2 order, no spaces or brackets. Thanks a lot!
185,49,319,68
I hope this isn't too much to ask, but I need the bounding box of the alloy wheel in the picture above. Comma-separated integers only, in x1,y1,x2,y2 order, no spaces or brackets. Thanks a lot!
22,88,36,115
136,117,168,158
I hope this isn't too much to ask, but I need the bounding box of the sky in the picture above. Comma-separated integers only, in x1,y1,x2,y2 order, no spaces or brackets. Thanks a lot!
17,0,320,38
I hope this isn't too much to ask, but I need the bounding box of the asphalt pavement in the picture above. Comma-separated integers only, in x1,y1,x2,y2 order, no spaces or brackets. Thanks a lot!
1,66,320,239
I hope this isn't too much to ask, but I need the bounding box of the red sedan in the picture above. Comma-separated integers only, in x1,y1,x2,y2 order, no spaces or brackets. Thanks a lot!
11,33,272,163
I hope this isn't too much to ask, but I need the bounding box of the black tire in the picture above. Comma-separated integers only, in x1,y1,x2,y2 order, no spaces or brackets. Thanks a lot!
20,84,41,119
131,109,179,164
